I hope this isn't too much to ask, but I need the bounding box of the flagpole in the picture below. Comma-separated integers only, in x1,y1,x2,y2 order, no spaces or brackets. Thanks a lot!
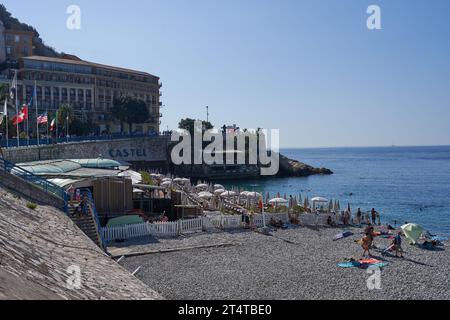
56,109,58,144
46,108,49,145
14,70,19,148
35,81,39,146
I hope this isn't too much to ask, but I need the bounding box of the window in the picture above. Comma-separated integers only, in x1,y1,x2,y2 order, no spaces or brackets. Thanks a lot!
23,47,29,56
6,47,12,55
14,35,20,42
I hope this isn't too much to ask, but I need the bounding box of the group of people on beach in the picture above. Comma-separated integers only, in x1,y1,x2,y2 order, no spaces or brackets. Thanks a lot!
360,223,404,258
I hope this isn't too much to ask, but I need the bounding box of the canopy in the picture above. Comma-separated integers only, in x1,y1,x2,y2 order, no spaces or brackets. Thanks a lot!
269,198,289,204
107,215,144,227
401,224,425,245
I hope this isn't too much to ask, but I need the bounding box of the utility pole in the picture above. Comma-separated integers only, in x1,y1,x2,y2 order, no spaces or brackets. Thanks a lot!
206,106,209,123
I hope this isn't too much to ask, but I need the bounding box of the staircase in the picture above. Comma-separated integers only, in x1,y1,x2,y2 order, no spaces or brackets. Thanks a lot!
66,190,105,250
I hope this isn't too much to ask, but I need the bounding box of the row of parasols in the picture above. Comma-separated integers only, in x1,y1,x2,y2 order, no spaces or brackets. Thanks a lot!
157,177,345,211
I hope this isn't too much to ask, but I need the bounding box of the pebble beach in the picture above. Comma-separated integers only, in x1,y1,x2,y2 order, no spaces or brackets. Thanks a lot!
118,226,449,300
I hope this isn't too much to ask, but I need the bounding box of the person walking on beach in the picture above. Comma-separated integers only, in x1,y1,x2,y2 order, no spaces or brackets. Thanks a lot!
356,208,362,225
361,233,373,257
371,208,378,225
392,232,404,258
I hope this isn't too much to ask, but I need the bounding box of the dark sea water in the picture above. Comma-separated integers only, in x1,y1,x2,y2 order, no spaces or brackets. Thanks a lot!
225,146,450,236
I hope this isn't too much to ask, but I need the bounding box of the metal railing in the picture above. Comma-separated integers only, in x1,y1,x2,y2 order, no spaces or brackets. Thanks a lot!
80,188,106,251
0,132,163,148
0,156,68,201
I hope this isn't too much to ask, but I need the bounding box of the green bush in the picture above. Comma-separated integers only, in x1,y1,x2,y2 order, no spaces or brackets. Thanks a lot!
140,171,154,186
27,203,38,210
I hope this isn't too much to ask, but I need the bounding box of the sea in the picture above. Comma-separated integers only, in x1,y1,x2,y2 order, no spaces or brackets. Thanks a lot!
224,146,450,236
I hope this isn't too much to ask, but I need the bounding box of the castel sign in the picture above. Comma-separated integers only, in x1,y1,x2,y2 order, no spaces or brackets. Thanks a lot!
108,148,149,159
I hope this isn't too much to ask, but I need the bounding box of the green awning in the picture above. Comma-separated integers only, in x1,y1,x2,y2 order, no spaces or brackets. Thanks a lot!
107,215,144,227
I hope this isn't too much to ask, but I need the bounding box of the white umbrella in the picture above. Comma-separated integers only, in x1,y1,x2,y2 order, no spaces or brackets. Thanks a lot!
214,184,225,190
161,181,172,187
221,191,237,197
214,189,226,195
269,198,289,205
196,183,208,189
247,192,262,199
118,170,143,184
240,191,250,197
162,178,172,183
198,191,214,199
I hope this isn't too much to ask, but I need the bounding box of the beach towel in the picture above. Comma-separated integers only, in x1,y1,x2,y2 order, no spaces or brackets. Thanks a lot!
334,231,354,241
337,261,388,269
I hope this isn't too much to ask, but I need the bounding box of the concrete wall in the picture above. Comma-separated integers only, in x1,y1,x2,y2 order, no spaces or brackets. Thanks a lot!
0,170,65,209
3,136,170,165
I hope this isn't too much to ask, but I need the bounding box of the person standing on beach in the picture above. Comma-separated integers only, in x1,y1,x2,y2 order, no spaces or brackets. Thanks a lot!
371,209,378,225
356,208,362,225
361,233,373,257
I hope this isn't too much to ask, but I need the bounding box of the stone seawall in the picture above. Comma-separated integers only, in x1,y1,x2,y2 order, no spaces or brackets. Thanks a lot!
0,170,65,209
3,136,170,165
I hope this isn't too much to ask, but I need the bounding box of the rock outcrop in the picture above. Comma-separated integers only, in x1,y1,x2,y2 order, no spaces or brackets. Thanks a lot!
279,154,333,177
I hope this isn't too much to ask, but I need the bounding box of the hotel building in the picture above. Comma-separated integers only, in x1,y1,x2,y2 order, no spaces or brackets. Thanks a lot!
1,26,162,134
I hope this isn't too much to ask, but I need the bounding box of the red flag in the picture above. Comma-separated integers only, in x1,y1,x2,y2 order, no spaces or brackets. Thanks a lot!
49,118,56,132
12,105,29,126
21,105,29,120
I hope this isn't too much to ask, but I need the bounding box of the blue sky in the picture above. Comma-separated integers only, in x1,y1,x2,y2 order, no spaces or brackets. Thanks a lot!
3,0,450,148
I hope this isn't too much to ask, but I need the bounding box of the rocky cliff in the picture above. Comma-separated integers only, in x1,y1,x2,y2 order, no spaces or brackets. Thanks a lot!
279,154,333,177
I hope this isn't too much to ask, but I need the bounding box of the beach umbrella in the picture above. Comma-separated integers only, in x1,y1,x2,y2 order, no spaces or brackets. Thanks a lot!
336,201,341,212
196,183,208,189
304,196,309,209
214,189,225,195
284,194,287,200
277,192,281,198
269,198,289,205
401,224,425,245
198,191,213,199
214,184,224,190
347,203,351,213
240,191,250,197
329,200,334,213
298,194,302,204
221,191,237,197
247,192,262,199
162,178,172,183
161,181,172,187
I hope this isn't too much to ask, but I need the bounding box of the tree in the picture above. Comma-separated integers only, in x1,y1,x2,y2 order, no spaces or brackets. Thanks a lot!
178,118,213,135
112,96,150,133
56,103,75,135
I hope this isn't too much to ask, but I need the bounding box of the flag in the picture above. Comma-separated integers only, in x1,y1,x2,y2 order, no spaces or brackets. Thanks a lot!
49,118,56,131
12,106,28,126
0,99,7,125
21,105,29,120
37,112,48,125
10,71,17,100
